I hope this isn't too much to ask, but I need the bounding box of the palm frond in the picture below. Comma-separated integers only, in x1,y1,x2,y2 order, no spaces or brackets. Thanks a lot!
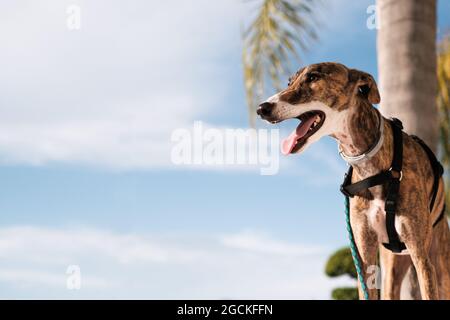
437,35,450,215
242,0,320,126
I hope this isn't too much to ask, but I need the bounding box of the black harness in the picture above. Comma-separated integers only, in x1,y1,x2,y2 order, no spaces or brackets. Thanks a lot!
340,118,446,253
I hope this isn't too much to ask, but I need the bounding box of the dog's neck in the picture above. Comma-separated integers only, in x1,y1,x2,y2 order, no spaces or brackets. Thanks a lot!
335,100,393,180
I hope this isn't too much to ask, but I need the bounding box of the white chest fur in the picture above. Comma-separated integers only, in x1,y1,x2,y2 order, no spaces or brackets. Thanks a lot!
367,199,409,255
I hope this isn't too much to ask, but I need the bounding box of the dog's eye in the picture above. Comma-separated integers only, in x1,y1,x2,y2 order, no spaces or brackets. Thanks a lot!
306,73,319,83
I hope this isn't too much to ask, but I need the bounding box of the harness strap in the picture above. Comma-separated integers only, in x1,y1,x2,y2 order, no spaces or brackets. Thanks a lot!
411,135,444,212
340,169,392,197
390,118,404,172
340,119,404,198
340,117,446,254
433,205,447,228
383,120,405,253
340,119,406,253
383,177,406,252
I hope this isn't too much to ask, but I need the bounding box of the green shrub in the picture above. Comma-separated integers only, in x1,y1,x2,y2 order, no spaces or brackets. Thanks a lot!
332,287,359,300
325,247,357,279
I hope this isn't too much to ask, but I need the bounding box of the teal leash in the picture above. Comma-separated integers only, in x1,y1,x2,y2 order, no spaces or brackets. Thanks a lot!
345,196,369,300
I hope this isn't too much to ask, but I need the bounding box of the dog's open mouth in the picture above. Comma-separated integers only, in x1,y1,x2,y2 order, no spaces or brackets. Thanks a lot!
281,111,326,155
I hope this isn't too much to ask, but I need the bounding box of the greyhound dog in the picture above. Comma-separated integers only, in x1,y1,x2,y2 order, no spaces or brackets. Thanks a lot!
257,62,450,300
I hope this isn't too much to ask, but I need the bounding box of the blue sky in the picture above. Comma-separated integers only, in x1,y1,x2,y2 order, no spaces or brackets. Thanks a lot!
0,0,449,299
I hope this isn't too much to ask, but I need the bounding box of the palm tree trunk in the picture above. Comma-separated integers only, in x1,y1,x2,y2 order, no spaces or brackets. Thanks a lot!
377,0,437,299
377,0,438,149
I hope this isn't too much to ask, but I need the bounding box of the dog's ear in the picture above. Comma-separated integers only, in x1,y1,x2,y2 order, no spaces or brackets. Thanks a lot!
348,69,380,104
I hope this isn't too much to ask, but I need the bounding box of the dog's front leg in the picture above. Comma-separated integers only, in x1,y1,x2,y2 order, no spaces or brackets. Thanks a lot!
401,215,439,300
379,246,411,300
351,209,379,300
407,247,438,299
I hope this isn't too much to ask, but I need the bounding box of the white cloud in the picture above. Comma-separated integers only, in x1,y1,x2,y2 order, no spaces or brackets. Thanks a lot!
220,229,323,256
0,0,243,169
0,0,352,182
0,225,353,299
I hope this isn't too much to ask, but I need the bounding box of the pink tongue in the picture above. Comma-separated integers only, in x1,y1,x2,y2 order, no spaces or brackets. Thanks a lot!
281,116,316,155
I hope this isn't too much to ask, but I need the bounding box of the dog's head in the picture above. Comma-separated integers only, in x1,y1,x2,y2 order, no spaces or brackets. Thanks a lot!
257,62,380,155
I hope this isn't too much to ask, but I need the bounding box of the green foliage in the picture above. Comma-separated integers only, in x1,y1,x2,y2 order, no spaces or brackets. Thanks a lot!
438,35,450,215
326,248,358,300
331,287,359,300
242,0,320,126
325,247,357,279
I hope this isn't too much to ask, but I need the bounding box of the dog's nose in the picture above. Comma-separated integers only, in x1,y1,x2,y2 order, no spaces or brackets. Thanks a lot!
257,102,274,117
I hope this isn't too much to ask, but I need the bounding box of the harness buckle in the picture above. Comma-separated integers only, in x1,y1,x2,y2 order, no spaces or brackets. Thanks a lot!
389,168,403,181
